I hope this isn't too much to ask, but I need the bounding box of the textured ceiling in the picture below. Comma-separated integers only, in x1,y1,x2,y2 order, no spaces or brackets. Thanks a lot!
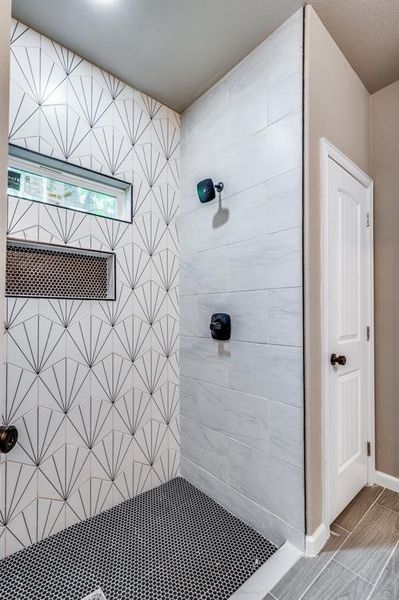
310,0,399,94
11,0,303,113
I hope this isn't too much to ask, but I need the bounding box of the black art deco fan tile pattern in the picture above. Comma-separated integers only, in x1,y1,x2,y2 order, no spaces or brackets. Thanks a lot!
1,19,180,559
0,478,277,600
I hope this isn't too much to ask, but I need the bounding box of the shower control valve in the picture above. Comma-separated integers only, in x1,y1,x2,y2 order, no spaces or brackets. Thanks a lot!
210,313,231,341
0,425,18,454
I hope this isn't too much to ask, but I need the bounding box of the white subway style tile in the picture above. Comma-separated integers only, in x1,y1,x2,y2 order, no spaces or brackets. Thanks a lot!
180,417,230,482
180,336,230,387
269,401,303,468
228,440,304,530
179,7,304,548
180,376,269,453
229,341,303,406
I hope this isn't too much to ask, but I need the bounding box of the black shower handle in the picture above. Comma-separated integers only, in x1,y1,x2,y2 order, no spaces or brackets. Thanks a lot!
210,313,231,341
0,425,18,454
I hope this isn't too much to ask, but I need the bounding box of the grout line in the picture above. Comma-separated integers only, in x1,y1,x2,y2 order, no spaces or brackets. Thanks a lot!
180,223,303,257
268,592,279,600
296,487,386,600
331,558,374,585
179,226,302,259
331,522,350,534
180,375,301,409
295,528,349,600
365,539,399,600
181,457,304,540
337,486,385,539
181,335,302,349
180,285,302,296
181,414,304,472
179,286,303,299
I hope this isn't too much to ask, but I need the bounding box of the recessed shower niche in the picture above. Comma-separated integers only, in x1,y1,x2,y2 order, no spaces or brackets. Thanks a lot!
6,238,116,300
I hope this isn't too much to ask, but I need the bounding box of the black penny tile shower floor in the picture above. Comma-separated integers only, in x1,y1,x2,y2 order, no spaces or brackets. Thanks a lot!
0,477,277,600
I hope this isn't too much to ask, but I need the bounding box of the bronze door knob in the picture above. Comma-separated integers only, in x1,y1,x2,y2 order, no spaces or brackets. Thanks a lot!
330,353,347,366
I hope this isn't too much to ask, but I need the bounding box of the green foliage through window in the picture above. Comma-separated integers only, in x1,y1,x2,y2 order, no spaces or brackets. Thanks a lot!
8,167,119,219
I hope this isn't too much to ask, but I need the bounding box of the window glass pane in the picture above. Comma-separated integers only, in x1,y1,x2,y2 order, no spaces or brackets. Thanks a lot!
7,166,119,219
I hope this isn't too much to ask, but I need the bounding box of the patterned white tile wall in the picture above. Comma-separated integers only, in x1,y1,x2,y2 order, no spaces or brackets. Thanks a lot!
179,10,305,550
0,19,180,558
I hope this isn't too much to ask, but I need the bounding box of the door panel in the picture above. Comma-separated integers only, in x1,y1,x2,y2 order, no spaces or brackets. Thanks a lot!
338,190,360,341
327,158,370,523
337,370,361,472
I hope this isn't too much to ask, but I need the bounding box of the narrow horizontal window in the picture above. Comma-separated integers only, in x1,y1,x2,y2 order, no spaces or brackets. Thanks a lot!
8,145,132,223
6,239,116,300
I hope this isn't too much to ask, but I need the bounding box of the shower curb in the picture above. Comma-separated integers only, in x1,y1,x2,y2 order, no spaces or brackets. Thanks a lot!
229,542,302,599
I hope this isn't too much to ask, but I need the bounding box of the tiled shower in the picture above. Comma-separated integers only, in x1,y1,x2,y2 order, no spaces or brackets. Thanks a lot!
0,7,305,599
2,17,180,557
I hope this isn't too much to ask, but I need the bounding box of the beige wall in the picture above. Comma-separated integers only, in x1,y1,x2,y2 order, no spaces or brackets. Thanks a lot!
304,5,371,535
370,81,399,478
0,1,11,416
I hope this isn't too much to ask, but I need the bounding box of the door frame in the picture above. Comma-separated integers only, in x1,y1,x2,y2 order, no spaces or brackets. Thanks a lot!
320,138,375,532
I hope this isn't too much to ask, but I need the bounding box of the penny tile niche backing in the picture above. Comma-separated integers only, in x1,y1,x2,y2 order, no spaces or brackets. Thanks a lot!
0,18,180,558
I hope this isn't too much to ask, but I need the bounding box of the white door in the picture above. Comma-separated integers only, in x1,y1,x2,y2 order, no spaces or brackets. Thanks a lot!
327,156,372,524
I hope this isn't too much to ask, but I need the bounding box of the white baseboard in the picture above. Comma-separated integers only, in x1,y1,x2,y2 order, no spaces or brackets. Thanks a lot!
374,470,399,493
229,542,302,599
305,523,329,557
304,473,393,559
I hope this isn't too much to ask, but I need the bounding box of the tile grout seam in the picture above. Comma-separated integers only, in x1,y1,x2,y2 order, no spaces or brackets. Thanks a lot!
365,539,399,600
294,535,349,600
181,457,304,539
181,415,304,472
294,486,386,600
179,285,303,297
331,557,374,585
180,223,303,257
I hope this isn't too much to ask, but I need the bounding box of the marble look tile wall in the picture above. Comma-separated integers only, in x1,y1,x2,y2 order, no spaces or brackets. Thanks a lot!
0,19,180,558
179,10,304,549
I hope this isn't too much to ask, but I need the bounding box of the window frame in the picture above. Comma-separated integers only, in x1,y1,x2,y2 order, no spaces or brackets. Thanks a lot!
8,144,133,223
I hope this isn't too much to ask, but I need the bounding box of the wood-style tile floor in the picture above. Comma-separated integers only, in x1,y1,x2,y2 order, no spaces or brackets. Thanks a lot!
269,485,399,600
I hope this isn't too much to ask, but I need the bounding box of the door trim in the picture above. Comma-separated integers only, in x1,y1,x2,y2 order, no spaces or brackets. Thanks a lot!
320,138,375,532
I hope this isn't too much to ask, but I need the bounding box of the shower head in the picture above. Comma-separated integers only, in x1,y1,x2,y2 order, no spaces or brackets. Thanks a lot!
197,179,224,203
